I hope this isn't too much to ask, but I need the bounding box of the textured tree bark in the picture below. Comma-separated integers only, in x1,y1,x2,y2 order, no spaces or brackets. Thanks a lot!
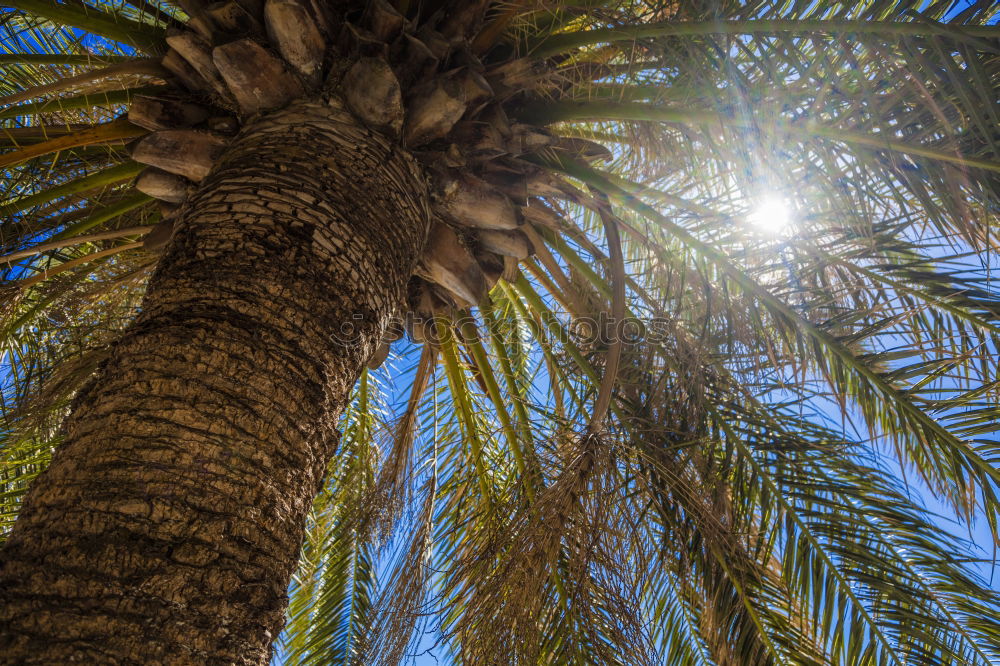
0,99,429,664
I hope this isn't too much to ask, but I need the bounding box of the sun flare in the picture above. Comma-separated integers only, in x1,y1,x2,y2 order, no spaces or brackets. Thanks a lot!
748,196,793,235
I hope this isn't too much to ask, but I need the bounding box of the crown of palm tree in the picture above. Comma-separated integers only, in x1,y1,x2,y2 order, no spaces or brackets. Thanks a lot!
3,0,1000,663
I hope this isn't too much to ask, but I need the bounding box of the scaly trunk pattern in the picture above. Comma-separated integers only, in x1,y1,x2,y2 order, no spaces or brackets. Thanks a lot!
0,99,429,664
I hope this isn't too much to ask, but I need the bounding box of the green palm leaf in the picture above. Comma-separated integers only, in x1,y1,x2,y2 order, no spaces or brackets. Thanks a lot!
2,0,999,663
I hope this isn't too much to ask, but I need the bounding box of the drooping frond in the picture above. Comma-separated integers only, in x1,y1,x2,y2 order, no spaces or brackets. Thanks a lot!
2,0,999,664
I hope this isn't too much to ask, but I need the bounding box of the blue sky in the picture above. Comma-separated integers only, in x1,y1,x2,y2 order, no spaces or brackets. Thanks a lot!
2,0,998,663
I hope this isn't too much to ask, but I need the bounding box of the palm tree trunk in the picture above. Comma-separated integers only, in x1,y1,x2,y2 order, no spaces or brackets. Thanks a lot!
0,99,430,664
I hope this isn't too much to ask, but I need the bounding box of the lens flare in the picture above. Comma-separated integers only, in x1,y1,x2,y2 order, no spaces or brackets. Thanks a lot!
748,196,793,234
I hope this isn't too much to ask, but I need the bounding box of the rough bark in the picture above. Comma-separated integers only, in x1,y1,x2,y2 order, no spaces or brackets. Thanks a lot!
0,98,429,664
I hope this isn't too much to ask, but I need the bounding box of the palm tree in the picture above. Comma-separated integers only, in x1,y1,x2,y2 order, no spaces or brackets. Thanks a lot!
2,0,1000,662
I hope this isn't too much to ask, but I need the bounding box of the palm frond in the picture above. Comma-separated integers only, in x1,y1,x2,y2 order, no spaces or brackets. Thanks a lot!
3,0,999,664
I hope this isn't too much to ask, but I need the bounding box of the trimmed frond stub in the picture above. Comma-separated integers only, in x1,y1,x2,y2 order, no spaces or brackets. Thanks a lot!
3,0,1000,664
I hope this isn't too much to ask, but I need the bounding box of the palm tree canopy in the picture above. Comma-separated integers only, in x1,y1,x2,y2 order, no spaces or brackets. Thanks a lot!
2,0,1000,664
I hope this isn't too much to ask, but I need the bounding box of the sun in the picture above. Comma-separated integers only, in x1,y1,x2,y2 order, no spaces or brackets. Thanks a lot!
747,196,794,235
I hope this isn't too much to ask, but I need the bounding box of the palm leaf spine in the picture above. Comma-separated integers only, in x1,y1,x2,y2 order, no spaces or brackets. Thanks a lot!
5,0,165,53
558,157,1000,514
0,119,148,169
1,161,144,217
0,225,152,265
530,19,1000,58
525,101,1000,173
